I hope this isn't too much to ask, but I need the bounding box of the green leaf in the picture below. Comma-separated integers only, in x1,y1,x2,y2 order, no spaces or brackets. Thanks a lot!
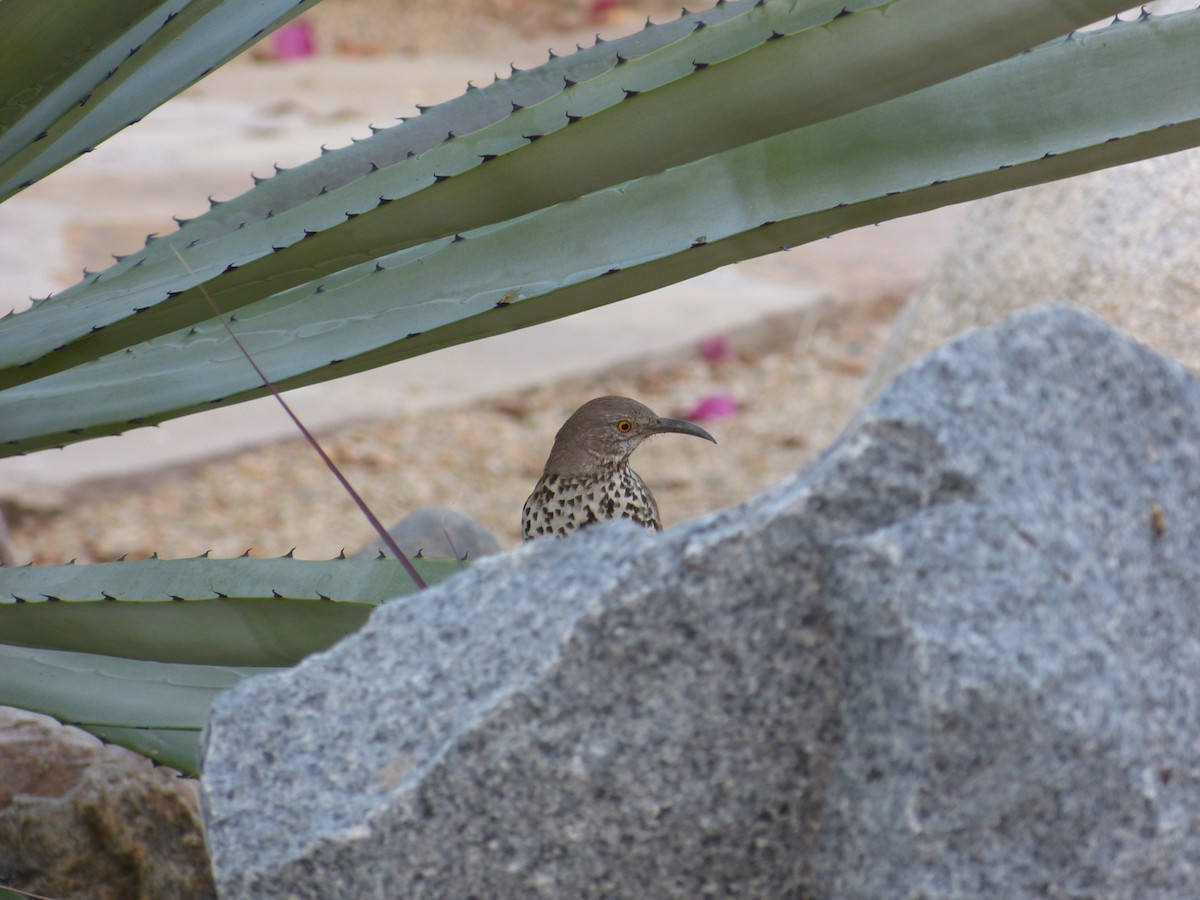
0,0,322,202
1,9,1196,454
0,0,1135,390
105,0,755,278
0,643,279,774
0,556,462,665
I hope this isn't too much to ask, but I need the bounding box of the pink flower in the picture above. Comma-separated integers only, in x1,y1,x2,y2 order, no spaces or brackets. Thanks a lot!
590,0,620,21
272,22,315,60
698,335,732,363
684,393,739,422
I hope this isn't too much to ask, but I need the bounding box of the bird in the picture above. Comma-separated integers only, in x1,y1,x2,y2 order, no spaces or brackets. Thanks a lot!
522,396,716,540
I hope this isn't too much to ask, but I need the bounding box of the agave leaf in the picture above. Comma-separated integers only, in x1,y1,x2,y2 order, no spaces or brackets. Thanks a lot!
0,0,321,202
107,0,755,276
0,642,279,774
0,0,1135,389
85,725,209,775
1,10,1196,454
0,556,462,665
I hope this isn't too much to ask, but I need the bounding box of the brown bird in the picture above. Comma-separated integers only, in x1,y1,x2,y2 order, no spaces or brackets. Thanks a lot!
522,396,716,540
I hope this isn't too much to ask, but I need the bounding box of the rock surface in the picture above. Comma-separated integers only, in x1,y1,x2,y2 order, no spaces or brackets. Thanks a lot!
0,707,215,900
864,147,1200,400
201,306,1200,898
350,506,501,561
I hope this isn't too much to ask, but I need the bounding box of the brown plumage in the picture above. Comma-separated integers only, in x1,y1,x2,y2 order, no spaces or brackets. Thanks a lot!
522,396,716,541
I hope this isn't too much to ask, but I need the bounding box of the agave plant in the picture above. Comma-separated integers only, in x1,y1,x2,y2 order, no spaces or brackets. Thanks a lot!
1,0,1198,775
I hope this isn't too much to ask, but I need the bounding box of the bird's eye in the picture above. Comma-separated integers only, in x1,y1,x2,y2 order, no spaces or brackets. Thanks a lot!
617,420,633,433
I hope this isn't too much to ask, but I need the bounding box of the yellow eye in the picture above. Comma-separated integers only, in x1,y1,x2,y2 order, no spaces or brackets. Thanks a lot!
617,420,633,433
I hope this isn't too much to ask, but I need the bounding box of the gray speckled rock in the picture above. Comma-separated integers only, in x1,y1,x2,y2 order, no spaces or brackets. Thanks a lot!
201,306,1200,898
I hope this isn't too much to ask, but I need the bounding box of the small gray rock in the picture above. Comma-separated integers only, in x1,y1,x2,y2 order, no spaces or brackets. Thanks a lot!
349,506,501,560
202,306,1200,898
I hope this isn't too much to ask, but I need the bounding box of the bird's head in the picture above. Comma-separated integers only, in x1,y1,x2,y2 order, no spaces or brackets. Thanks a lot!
542,396,716,477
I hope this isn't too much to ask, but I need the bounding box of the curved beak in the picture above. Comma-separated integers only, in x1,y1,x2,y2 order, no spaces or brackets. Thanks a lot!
650,417,717,444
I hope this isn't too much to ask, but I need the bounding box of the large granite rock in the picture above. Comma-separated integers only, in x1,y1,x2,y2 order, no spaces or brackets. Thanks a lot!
0,707,215,899
201,306,1200,898
864,146,1200,401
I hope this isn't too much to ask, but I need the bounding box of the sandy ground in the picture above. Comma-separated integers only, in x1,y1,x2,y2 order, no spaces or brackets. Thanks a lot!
0,4,968,562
